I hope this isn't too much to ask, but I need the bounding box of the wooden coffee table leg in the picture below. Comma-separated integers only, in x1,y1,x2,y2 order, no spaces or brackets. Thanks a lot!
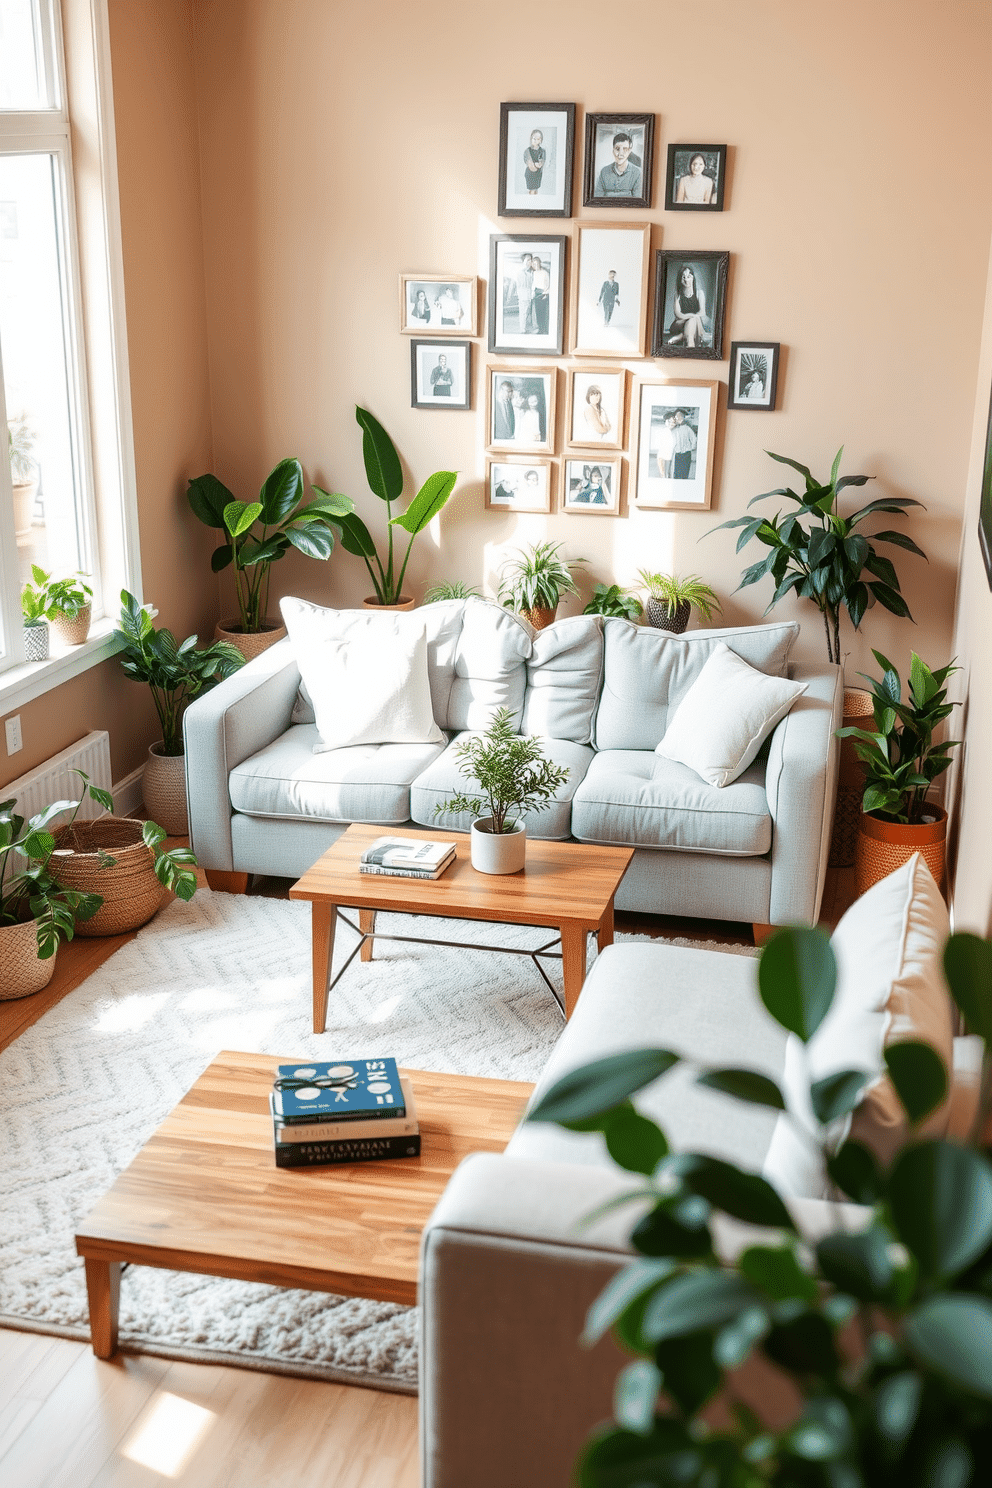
560,922,588,1020
359,909,375,963
598,901,615,950
312,901,337,1033
84,1258,121,1359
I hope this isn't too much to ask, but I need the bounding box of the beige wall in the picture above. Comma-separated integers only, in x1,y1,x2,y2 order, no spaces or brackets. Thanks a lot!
193,0,992,683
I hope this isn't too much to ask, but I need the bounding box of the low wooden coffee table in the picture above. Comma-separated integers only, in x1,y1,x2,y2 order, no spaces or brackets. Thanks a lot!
289,824,634,1032
74,1050,532,1359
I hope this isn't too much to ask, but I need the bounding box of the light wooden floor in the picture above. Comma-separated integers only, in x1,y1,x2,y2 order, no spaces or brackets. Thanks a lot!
0,838,855,1484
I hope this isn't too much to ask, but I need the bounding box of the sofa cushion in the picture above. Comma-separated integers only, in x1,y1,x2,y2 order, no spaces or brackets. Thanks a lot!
521,615,604,745
444,599,533,732
570,751,771,855
229,724,448,825
410,732,594,840
595,618,801,751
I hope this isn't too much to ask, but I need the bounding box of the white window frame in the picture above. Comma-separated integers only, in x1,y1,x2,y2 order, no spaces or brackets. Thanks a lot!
0,0,140,713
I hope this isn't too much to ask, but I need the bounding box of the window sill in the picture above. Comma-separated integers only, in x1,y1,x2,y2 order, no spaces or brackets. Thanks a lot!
0,618,125,715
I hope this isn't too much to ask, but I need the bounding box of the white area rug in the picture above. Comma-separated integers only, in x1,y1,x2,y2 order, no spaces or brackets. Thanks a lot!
0,889,754,1393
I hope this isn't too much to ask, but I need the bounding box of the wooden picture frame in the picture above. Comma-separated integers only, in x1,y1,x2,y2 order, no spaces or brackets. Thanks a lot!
583,113,655,209
498,102,576,218
486,365,557,454
727,342,780,411
485,456,554,513
630,378,719,510
651,250,729,361
566,367,626,450
399,275,478,336
410,340,471,410
488,234,567,357
571,222,651,358
665,144,727,211
562,456,623,515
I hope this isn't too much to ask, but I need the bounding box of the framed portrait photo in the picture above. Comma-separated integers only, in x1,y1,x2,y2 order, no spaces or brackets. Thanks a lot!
562,457,622,516
727,342,780,411
665,144,727,211
572,222,651,358
631,379,718,511
652,250,730,361
485,457,553,513
498,102,576,217
583,113,654,209
488,234,567,357
567,367,625,449
399,274,477,336
487,366,557,454
410,340,471,410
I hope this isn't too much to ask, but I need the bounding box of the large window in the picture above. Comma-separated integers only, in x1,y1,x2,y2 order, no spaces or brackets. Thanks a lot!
0,0,138,699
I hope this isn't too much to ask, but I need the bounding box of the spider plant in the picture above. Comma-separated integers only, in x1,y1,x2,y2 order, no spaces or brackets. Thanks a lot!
497,541,586,616
638,571,721,621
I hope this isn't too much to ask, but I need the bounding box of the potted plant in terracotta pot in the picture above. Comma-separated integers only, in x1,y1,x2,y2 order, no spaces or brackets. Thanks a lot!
637,571,720,632
47,572,93,647
435,707,570,874
333,407,459,608
186,458,355,659
8,414,38,540
115,590,245,834
838,649,960,896
497,541,585,631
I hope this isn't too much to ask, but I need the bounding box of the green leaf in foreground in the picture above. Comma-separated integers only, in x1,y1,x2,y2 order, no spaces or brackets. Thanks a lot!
526,1049,679,1126
758,926,836,1041
942,932,992,1042
903,1294,992,1400
889,1142,992,1278
884,1041,948,1125
696,1067,785,1110
680,1154,796,1231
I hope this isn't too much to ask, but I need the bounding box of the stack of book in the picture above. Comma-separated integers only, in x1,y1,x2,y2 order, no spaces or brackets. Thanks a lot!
271,1057,420,1168
359,835,456,880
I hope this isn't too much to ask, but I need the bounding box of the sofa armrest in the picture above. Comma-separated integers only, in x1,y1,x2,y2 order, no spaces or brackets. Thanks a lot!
764,661,843,925
182,638,301,871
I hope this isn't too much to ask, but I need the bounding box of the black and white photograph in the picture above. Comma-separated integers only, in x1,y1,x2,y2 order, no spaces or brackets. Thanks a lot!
488,234,567,356
583,113,654,209
572,222,650,358
485,457,553,512
487,367,556,453
665,144,727,211
498,102,576,217
652,250,730,360
727,342,780,411
631,379,718,510
399,274,477,335
410,340,471,410
567,368,626,449
563,458,622,515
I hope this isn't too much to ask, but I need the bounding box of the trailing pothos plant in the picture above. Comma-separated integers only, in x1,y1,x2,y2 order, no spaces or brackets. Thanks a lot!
527,926,992,1487
709,449,927,664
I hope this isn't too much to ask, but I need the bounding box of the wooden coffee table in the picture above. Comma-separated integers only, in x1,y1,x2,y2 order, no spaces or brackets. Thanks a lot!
289,824,634,1032
74,1050,532,1359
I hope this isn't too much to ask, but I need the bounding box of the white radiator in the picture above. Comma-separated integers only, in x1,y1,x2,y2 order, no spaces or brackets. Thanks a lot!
2,730,112,824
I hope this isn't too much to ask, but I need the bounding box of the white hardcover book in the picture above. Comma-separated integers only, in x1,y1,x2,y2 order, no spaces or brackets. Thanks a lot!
272,1077,419,1144
361,836,456,870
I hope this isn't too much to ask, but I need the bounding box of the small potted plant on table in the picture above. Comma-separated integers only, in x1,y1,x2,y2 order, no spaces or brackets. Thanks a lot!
436,707,570,874
497,541,585,631
637,571,720,632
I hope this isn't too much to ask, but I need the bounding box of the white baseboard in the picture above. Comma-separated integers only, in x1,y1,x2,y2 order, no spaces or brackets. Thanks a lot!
112,764,145,818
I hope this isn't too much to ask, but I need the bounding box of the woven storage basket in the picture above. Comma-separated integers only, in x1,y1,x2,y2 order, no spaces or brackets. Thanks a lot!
828,687,875,868
50,604,92,647
50,817,167,936
142,744,189,835
854,807,947,899
0,917,57,1000
214,618,287,662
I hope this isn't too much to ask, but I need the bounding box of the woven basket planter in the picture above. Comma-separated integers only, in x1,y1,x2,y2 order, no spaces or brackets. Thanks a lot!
646,598,690,633
50,604,92,648
50,817,167,936
0,918,57,1000
520,605,558,631
362,596,416,612
854,807,948,900
214,618,287,663
142,744,189,835
828,687,874,868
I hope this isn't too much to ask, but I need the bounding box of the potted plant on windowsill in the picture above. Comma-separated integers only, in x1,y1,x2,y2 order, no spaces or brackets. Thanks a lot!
21,566,53,661
637,571,720,632
837,650,961,896
333,407,459,609
435,707,570,874
497,541,585,631
115,590,245,834
47,572,93,647
186,458,355,659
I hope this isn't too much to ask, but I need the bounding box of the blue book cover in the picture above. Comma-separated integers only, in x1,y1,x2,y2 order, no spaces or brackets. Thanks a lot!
272,1058,405,1121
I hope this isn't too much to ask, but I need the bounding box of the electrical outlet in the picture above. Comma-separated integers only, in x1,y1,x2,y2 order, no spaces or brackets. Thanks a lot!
5,715,23,754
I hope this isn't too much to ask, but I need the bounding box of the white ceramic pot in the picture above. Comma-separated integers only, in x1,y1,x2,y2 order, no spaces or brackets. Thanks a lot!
470,817,526,875
142,743,189,835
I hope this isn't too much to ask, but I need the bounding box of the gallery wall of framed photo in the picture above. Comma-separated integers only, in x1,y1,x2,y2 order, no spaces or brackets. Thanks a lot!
398,101,784,519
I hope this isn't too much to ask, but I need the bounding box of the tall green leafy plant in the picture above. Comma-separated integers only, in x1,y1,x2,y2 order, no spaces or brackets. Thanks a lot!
334,407,458,605
709,449,927,663
528,926,992,1487
436,707,569,835
187,458,354,633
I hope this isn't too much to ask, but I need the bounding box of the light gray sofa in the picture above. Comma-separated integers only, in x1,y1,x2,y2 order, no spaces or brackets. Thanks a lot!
183,598,843,933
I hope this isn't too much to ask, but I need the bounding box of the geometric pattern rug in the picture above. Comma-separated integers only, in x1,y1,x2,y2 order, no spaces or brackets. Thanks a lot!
0,888,754,1394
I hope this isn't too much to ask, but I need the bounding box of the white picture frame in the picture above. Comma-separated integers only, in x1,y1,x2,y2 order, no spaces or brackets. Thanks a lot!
631,379,718,510
571,222,650,358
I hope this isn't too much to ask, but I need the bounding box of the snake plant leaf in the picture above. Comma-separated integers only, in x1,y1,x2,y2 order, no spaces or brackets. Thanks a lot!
186,472,234,527
696,1068,786,1110
884,1042,948,1125
390,469,458,535
258,457,304,525
903,1294,992,1400
758,926,836,1041
943,933,992,1041
356,406,403,502
526,1049,680,1127
889,1141,992,1278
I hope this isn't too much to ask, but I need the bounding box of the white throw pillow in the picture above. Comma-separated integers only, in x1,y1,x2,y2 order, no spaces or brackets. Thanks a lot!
280,597,443,754
655,643,807,787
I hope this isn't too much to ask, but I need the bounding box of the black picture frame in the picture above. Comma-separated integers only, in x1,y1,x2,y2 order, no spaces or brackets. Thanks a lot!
978,382,992,590
651,250,730,361
582,112,655,209
488,234,567,357
727,341,780,411
665,144,727,212
410,340,471,411
498,102,576,218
